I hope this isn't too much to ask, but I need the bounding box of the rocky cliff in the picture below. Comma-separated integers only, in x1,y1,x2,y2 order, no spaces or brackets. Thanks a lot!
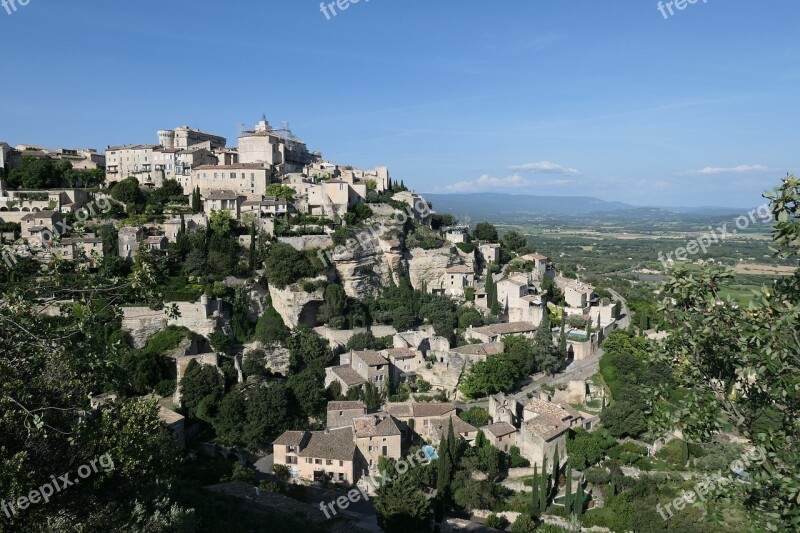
268,279,326,329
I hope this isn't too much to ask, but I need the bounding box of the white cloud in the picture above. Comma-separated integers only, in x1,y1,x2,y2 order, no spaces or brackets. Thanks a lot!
508,161,580,175
679,164,770,176
436,173,575,193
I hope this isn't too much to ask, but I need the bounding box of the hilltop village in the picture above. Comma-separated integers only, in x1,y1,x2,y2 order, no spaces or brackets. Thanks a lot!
0,119,674,532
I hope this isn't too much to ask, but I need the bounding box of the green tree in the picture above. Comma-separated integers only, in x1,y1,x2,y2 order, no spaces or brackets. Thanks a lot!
179,360,224,419
255,307,290,346
501,231,528,252
473,222,499,242
110,176,145,207
459,355,520,399
642,177,800,531
374,471,432,533
531,464,541,518
265,183,296,201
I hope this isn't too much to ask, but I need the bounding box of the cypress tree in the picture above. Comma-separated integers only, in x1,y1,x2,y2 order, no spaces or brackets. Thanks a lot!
552,448,560,494
436,437,452,501
180,213,186,235
559,318,567,360
531,465,540,517
447,419,458,462
576,475,584,519
540,455,548,512
248,223,257,271
565,464,573,515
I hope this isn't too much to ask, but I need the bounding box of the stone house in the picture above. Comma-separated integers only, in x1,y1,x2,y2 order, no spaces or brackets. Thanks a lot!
327,401,368,430
555,277,598,313
163,214,206,243
352,414,403,475
144,235,169,253
520,253,550,282
382,348,419,387
445,264,475,299
384,402,459,444
482,422,518,453
488,393,584,467
21,211,63,246
273,428,357,485
118,226,143,261
325,350,391,393
55,236,104,265
202,190,243,219
442,225,470,244
465,321,537,343
478,242,501,265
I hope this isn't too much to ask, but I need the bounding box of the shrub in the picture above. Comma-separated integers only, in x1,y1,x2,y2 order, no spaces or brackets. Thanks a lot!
585,467,611,485
154,379,177,397
272,464,290,481
656,439,689,466
484,514,507,529
456,242,474,254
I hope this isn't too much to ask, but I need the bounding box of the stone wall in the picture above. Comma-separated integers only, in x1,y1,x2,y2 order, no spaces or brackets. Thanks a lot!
313,325,398,350
121,296,227,348
278,235,334,251
268,280,325,329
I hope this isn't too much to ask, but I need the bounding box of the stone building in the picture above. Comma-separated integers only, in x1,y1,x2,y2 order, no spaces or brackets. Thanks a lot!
465,321,538,343
488,393,585,467
325,350,391,393
118,226,143,261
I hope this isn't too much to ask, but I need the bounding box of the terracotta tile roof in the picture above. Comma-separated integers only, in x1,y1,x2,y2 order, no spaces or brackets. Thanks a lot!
432,415,477,436
351,350,389,367
471,322,537,336
327,401,366,411
352,415,402,438
483,422,517,439
451,342,505,357
273,430,308,446
385,402,457,418
298,427,356,462
446,264,474,274
204,190,240,200
158,407,185,426
382,348,417,360
524,398,583,441
522,253,549,261
331,366,366,387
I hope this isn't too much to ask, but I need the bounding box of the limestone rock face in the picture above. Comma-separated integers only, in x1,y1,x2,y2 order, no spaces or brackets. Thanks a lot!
406,246,460,292
121,297,228,349
268,281,325,329
242,340,291,376
330,220,404,299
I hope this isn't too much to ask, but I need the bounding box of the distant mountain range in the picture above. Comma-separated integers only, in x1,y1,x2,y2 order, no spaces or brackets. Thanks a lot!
423,193,747,220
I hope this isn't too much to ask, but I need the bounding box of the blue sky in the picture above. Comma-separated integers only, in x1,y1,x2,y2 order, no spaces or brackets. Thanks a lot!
1,0,798,207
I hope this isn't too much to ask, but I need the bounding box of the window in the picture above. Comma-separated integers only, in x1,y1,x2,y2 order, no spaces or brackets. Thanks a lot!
338,473,345,481
305,458,312,464
315,459,322,465
287,456,297,464
326,460,333,466
339,461,343,467
368,446,373,452
288,445,295,452
382,446,388,456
